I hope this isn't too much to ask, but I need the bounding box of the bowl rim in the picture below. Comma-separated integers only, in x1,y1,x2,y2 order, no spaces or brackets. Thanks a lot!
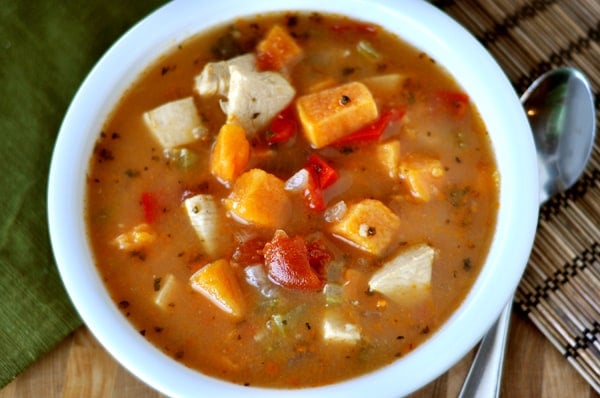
47,0,539,397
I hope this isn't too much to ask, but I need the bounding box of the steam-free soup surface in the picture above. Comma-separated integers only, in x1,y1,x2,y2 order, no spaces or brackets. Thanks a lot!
86,12,498,388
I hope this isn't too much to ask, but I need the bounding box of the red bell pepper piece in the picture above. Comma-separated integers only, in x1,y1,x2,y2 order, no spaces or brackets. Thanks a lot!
303,169,326,212
304,154,339,189
331,107,405,146
263,231,323,291
265,106,297,145
140,192,159,223
301,154,339,212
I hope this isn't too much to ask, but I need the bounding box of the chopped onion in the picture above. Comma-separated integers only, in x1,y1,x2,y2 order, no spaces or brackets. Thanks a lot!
284,168,309,192
324,200,347,223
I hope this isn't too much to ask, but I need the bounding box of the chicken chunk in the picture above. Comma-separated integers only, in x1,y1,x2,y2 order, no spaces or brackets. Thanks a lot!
143,97,207,149
368,244,435,304
194,53,256,97
222,66,295,136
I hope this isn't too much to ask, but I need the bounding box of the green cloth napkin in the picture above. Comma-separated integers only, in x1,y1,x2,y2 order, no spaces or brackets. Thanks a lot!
0,0,166,388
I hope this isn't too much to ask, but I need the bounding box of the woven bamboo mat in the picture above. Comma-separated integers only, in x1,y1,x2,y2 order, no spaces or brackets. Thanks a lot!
433,0,600,392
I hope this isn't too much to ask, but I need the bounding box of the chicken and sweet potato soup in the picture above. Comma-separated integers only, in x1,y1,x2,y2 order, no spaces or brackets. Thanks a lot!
86,12,499,388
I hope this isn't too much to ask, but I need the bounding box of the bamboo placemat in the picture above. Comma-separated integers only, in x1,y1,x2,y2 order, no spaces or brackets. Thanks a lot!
433,0,600,393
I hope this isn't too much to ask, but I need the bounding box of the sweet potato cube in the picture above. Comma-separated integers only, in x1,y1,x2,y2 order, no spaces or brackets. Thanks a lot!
210,123,250,185
399,155,445,202
296,82,378,148
112,223,156,251
224,169,292,229
189,259,245,318
330,199,401,257
143,97,206,148
256,25,303,71
375,140,401,179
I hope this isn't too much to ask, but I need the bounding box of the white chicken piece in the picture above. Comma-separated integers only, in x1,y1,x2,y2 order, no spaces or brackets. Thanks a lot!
368,243,436,303
194,53,256,97
194,54,295,136
143,97,207,149
221,66,295,135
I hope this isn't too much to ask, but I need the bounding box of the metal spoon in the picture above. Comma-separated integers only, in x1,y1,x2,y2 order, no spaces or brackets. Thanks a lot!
458,67,596,398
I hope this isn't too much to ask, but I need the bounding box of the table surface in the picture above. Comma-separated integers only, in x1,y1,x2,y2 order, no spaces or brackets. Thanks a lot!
0,311,597,398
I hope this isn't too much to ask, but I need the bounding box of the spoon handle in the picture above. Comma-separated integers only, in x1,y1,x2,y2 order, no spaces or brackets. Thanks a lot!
458,300,513,398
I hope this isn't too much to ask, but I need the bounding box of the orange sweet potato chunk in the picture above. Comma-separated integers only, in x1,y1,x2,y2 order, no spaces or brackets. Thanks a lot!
210,122,250,185
256,25,303,71
296,82,378,148
189,259,245,318
398,155,445,202
329,199,401,257
224,169,292,229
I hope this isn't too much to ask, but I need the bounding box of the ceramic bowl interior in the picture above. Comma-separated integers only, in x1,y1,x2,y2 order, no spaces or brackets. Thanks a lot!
47,1,539,397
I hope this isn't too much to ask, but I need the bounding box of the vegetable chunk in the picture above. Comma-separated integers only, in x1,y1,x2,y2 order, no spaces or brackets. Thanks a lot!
263,230,322,291
399,155,445,202
296,82,378,148
143,97,206,148
329,199,400,256
183,194,231,259
256,25,303,71
368,244,435,303
190,259,245,318
154,273,177,309
225,169,292,229
112,223,156,251
210,122,250,185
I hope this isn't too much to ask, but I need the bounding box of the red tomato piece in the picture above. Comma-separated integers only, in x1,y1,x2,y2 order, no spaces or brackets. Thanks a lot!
435,91,469,117
330,22,379,35
140,192,159,223
232,237,267,267
263,231,323,291
306,240,333,278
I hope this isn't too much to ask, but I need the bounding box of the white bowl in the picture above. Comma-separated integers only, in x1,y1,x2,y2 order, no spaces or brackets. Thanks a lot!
47,0,539,396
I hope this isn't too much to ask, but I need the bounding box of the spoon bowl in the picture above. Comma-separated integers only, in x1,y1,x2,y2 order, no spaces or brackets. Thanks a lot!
459,66,597,397
522,67,596,203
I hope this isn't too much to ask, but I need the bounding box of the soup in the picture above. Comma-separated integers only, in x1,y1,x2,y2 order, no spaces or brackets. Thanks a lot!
86,12,498,388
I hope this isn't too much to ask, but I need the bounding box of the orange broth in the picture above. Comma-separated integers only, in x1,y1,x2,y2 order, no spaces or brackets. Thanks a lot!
85,12,499,388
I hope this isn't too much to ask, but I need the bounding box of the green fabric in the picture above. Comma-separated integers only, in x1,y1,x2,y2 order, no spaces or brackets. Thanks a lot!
0,0,167,388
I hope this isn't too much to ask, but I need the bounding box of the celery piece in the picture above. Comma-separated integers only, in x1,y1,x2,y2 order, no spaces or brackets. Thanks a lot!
356,40,381,62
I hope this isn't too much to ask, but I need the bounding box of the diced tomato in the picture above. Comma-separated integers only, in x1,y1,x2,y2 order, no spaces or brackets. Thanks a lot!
263,231,323,291
306,240,333,278
435,91,469,117
140,192,159,223
232,237,267,267
265,106,297,145
331,107,405,146
330,22,379,35
304,154,339,189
